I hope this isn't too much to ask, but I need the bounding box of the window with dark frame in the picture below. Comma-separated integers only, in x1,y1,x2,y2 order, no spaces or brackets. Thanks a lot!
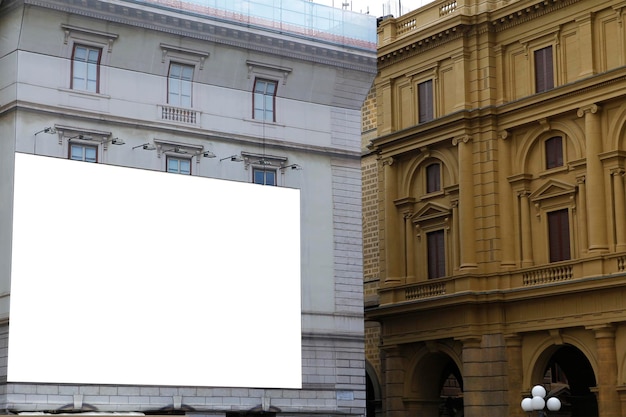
548,208,571,262
253,78,277,121
427,229,445,279
545,136,563,169
72,45,101,93
418,79,434,123
167,156,191,175
168,62,194,108
69,143,97,163
534,46,554,93
426,163,441,193
253,168,276,186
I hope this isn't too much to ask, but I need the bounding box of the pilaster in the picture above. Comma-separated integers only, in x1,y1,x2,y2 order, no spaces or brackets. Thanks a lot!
453,135,477,269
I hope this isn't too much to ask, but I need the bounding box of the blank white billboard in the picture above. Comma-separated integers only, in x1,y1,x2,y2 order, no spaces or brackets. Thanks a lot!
9,152,301,388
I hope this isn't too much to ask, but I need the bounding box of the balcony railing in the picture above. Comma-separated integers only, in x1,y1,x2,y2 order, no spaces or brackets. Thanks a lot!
378,255,626,306
160,105,198,124
522,263,574,286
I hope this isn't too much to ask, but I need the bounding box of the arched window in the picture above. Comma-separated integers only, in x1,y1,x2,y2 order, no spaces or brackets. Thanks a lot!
545,136,563,169
426,163,441,193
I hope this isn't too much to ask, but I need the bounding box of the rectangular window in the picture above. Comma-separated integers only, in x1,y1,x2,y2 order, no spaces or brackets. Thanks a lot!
253,168,276,186
418,80,434,123
167,157,191,175
426,163,441,193
253,79,277,121
545,136,563,169
548,209,570,262
535,46,554,93
69,143,97,163
72,45,101,93
427,229,445,279
168,63,194,108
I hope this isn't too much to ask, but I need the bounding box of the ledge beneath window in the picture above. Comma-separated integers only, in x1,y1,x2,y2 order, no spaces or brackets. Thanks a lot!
158,104,199,125
58,87,111,100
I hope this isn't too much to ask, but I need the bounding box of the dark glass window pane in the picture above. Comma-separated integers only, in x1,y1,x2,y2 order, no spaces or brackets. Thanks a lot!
545,136,563,169
418,80,433,123
426,163,441,193
427,230,445,279
548,209,570,262
535,46,554,93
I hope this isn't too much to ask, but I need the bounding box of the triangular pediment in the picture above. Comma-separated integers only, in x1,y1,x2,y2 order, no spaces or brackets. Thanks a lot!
413,202,451,223
529,179,576,202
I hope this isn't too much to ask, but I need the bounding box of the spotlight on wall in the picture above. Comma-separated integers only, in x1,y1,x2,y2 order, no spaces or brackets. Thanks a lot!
68,134,93,141
132,143,156,150
220,155,243,162
104,137,125,146
162,146,187,154
202,150,216,158
34,127,57,136
280,164,302,171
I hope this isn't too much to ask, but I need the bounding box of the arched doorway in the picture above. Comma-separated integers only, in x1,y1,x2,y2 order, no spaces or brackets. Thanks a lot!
537,345,598,417
411,351,463,417
365,363,382,417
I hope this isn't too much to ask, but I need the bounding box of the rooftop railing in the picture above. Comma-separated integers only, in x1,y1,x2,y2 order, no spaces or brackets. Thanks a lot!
126,0,377,50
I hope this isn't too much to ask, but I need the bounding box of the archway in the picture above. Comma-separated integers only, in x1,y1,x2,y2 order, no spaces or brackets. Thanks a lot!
538,345,598,417
410,351,463,417
365,363,382,417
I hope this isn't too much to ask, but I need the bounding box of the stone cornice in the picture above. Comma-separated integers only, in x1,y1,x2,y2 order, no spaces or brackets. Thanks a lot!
377,0,582,68
23,0,376,74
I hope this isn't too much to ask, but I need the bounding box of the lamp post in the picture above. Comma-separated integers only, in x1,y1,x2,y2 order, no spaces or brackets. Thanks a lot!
521,385,561,417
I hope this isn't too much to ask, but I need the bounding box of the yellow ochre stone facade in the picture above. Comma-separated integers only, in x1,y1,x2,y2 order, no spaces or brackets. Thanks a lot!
362,1,626,417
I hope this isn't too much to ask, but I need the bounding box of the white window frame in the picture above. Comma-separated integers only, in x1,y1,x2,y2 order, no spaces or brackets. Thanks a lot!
61,24,117,96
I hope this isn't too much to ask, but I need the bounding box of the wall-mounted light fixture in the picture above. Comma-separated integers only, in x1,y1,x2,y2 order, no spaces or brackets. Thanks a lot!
280,164,302,171
34,127,57,136
67,134,94,141
132,143,157,150
103,137,125,146
200,150,216,158
220,155,243,162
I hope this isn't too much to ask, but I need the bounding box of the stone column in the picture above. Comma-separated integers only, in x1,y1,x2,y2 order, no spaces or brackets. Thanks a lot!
519,190,534,267
382,157,402,285
405,212,415,281
451,199,460,271
459,337,484,417
578,104,608,253
577,176,589,254
382,345,405,417
499,131,515,266
453,135,477,269
505,334,525,417
589,325,620,417
612,169,626,251
577,13,595,78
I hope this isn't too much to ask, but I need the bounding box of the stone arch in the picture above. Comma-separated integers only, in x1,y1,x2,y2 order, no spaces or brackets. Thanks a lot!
402,148,457,197
515,122,585,175
607,102,626,150
526,336,598,417
403,342,464,417
365,361,382,417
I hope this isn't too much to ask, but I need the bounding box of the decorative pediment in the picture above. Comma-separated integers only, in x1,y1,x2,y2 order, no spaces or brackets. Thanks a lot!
529,179,576,203
412,202,451,224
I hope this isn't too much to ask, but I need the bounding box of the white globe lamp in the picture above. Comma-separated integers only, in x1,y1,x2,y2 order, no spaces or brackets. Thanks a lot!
546,397,562,411
521,398,533,412
531,396,546,410
531,385,547,398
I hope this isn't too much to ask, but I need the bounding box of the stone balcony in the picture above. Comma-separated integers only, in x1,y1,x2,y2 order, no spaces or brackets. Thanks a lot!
378,253,626,306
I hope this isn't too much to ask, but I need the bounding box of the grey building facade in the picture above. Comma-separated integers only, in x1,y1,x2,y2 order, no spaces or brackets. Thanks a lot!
0,0,376,415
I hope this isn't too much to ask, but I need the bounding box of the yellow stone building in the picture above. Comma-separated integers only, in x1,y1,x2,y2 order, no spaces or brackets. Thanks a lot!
363,1,626,417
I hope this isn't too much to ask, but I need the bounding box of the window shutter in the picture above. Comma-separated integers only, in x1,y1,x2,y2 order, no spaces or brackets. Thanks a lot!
418,80,433,123
535,46,554,93
548,209,570,262
427,230,445,279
